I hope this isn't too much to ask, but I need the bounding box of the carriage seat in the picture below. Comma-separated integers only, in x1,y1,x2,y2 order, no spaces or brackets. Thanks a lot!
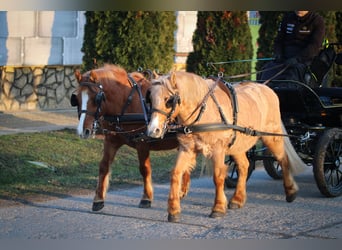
305,45,337,88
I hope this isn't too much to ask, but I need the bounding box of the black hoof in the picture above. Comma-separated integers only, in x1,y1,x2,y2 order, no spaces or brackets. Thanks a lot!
168,213,181,223
92,201,104,211
139,199,152,208
209,211,226,218
286,193,297,203
228,202,240,209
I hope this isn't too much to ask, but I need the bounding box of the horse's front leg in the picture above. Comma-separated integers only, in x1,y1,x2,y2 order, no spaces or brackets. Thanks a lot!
210,148,228,218
92,138,119,211
136,144,153,208
168,150,196,223
228,153,249,209
180,170,191,199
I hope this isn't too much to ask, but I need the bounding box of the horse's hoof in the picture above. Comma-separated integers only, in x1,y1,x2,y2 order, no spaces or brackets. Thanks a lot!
168,213,181,223
139,199,152,208
209,211,226,218
92,201,104,211
228,202,240,209
286,193,297,203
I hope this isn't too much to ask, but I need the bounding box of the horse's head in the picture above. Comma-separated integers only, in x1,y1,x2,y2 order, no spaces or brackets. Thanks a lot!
71,69,106,139
146,72,181,138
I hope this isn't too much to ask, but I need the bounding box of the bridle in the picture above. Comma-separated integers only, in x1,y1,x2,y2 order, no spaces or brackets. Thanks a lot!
77,81,105,136
148,81,181,137
73,74,151,138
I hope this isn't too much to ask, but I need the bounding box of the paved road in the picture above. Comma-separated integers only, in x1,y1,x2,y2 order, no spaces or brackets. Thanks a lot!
0,109,341,239
0,108,79,135
0,166,341,239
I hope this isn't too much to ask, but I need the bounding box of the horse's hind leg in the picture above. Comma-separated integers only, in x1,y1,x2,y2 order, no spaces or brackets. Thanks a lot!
262,136,298,202
136,144,153,208
93,138,119,211
228,153,249,209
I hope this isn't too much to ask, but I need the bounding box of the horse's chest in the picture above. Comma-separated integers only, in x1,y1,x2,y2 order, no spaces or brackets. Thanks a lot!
178,131,232,157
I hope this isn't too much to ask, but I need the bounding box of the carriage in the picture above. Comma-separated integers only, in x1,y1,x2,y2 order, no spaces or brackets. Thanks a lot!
71,43,341,222
225,43,342,198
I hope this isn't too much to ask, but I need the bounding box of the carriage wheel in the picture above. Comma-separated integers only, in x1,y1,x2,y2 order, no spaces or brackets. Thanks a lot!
263,158,283,180
313,128,342,197
225,156,255,188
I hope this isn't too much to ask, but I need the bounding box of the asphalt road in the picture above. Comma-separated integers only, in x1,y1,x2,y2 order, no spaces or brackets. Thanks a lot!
0,166,341,239
0,109,341,239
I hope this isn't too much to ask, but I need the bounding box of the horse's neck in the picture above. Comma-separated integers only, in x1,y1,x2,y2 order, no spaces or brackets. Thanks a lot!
177,77,210,124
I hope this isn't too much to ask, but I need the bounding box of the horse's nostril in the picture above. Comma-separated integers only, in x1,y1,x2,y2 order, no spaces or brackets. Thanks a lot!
83,128,91,139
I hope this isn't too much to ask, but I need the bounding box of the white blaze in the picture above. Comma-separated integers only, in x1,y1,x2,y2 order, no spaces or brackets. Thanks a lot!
77,91,89,136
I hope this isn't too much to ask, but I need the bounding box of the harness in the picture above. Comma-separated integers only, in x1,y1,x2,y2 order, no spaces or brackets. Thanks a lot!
79,75,154,141
155,76,291,147
102,74,150,127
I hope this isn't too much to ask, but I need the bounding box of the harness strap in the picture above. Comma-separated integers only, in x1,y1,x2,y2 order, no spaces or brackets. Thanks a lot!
128,74,149,125
263,64,290,85
185,77,221,125
176,123,292,138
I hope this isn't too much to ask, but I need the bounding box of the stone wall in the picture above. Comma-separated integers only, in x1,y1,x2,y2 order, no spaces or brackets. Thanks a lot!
0,65,79,111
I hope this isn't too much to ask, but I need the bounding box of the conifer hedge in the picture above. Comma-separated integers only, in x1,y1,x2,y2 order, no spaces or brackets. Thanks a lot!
81,11,176,73
186,11,253,79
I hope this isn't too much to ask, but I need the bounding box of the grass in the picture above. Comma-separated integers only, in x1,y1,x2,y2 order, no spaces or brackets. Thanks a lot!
0,129,202,204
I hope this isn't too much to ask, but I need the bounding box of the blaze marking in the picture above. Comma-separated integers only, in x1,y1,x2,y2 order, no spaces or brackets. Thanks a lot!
77,90,89,136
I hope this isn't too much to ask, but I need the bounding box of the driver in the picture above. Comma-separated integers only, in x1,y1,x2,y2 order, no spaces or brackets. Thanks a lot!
259,11,325,84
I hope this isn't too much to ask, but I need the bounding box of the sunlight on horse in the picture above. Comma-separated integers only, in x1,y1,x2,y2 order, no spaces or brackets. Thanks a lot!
147,71,306,223
70,64,188,212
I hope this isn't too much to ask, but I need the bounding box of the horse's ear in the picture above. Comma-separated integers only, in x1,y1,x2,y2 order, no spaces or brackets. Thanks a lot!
89,70,97,82
170,71,177,89
152,70,159,79
74,69,82,83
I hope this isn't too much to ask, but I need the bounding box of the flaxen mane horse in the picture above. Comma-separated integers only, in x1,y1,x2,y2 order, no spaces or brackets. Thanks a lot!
147,71,306,222
70,65,191,211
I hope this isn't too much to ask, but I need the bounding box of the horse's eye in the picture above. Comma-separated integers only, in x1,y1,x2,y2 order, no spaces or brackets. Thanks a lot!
165,97,174,108
70,93,78,107
145,90,151,104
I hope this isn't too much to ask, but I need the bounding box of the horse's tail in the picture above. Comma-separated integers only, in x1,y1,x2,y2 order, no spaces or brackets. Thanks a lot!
282,122,307,175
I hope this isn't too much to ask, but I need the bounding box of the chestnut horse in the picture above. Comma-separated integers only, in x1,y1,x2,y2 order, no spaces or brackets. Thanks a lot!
147,71,306,222
70,65,190,211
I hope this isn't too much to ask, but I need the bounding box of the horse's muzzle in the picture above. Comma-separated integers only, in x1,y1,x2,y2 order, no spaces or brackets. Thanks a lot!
80,128,92,139
147,126,163,138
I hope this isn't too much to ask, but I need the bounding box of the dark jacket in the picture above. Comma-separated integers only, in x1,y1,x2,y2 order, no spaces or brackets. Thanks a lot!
274,12,325,64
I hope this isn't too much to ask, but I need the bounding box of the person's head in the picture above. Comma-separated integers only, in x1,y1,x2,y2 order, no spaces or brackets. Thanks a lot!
295,11,309,17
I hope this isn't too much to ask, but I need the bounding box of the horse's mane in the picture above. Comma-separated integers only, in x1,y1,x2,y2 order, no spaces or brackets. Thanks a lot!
89,64,146,87
175,72,213,103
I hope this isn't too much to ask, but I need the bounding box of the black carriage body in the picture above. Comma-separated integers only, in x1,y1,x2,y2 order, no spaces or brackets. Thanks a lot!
268,80,342,128
267,80,342,162
226,44,342,197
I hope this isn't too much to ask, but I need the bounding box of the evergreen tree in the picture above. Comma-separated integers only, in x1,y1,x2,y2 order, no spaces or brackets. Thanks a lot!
319,11,338,87
255,11,284,73
186,11,253,79
81,12,99,70
81,11,176,72
333,11,342,86
335,11,342,42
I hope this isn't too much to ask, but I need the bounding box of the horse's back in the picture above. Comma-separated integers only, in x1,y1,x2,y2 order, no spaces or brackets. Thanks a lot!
233,81,281,129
